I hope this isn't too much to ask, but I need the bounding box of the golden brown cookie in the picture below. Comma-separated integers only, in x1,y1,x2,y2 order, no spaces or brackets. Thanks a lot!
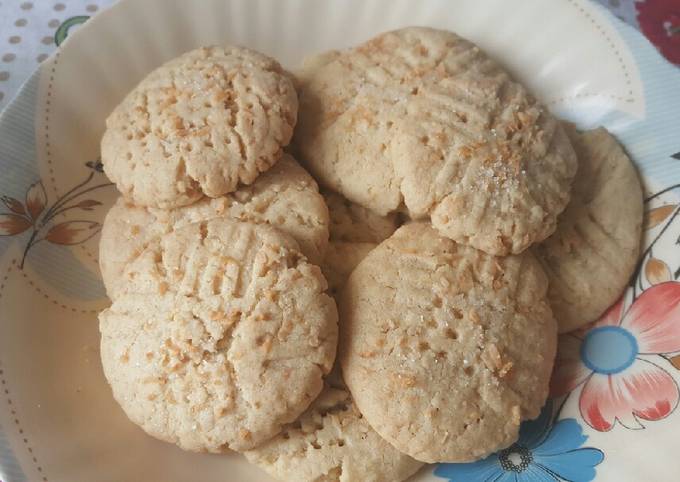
534,125,643,332
296,27,576,255
99,154,328,298
340,223,556,462
244,369,423,482
102,46,298,208
318,189,399,295
99,219,337,452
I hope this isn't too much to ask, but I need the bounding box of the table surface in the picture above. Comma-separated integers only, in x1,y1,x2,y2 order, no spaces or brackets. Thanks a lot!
0,0,114,112
0,0,677,113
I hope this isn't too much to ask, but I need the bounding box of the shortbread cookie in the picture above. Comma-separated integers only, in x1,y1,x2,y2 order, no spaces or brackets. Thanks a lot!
318,190,397,294
322,242,376,295
534,125,643,333
296,27,576,255
323,189,399,243
99,154,328,298
99,219,338,452
102,46,298,208
340,223,556,463
293,50,341,90
245,369,423,482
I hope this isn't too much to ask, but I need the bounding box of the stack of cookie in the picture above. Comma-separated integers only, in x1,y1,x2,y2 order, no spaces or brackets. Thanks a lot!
97,27,643,482
97,46,340,454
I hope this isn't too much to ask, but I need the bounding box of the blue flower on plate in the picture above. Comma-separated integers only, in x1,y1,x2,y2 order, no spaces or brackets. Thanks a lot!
434,401,604,482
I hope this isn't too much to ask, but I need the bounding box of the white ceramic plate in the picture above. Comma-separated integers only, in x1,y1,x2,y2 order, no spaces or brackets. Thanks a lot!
1,0,680,480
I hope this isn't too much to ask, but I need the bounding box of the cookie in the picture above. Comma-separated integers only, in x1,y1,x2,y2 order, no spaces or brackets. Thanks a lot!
322,242,376,295
340,223,556,463
99,154,329,298
317,190,397,295
296,27,576,255
245,368,423,482
292,50,341,90
323,189,399,243
534,125,643,333
99,219,338,452
102,46,298,209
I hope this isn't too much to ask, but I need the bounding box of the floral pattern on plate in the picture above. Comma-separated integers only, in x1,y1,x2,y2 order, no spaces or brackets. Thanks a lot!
435,191,680,481
435,401,604,482
0,160,111,268
552,283,680,432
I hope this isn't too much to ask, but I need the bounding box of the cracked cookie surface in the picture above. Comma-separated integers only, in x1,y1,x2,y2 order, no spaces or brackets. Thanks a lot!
534,125,643,332
99,154,329,298
339,223,556,463
102,46,298,208
296,27,576,255
99,219,337,452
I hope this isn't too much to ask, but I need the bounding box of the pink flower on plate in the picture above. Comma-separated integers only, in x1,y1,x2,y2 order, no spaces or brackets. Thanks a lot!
550,282,680,431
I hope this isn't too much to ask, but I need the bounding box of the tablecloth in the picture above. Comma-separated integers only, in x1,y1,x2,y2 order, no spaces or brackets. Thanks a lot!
0,0,678,113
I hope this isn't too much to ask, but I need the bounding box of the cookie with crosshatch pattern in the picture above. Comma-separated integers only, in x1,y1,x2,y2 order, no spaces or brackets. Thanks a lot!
99,219,337,452
99,154,329,298
102,46,297,209
339,223,556,462
244,367,423,482
534,124,643,333
295,26,576,256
